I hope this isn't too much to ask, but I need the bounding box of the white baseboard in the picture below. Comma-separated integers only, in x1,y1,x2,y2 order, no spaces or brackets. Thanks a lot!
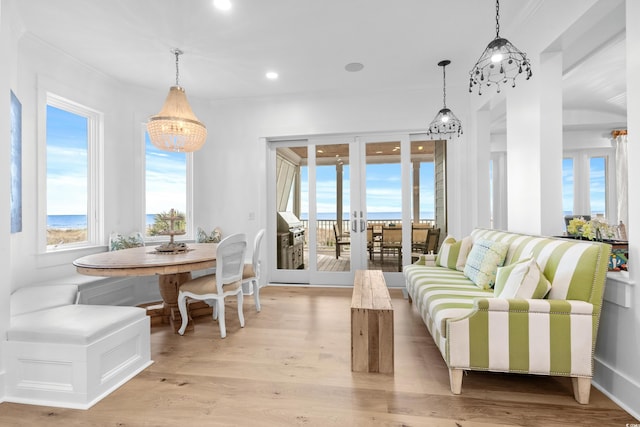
593,357,640,421
0,369,5,404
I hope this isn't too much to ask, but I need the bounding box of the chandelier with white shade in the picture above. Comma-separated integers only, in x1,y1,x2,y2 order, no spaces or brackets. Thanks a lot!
147,49,207,152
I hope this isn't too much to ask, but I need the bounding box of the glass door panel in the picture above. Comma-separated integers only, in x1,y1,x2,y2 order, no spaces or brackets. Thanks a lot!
275,146,308,272
409,140,438,259
315,143,351,272
363,140,403,272
269,133,445,287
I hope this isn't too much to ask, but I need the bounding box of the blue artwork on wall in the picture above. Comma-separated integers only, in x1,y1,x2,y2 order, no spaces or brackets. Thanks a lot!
10,90,22,233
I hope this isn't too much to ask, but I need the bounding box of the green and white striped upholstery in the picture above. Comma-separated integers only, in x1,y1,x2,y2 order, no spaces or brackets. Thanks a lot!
404,228,611,402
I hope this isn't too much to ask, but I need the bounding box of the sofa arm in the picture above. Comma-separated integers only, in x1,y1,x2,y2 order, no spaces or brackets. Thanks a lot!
446,298,596,377
413,253,436,266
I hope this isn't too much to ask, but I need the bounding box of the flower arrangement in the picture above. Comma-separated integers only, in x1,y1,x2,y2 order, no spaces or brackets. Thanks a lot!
567,216,615,241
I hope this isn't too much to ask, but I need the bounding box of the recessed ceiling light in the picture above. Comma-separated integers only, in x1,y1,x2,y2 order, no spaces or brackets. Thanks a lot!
213,0,232,11
266,71,279,80
345,62,364,72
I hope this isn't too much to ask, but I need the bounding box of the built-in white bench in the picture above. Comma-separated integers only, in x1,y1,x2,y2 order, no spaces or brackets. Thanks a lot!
5,284,152,409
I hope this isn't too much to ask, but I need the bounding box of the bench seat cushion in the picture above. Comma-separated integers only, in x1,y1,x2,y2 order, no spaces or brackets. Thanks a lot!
9,304,147,345
11,285,78,317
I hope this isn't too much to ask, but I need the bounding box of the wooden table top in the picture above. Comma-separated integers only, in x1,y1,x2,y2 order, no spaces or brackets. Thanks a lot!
73,243,218,277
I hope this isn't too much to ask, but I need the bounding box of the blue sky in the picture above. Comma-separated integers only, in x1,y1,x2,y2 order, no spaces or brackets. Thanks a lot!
562,157,606,215
145,134,186,215
46,106,88,215
47,107,604,219
46,105,186,216
298,161,435,217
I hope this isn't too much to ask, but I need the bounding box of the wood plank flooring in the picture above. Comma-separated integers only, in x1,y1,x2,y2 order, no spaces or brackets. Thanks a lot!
0,286,636,426
315,250,403,272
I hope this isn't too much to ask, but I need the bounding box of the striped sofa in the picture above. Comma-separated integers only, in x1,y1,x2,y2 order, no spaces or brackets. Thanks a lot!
403,228,611,404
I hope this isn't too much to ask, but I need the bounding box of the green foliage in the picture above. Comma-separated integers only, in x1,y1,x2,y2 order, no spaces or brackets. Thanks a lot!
147,210,186,236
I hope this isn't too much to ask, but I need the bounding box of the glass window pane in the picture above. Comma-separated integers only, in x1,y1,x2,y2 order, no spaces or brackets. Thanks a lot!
316,144,350,271
562,158,574,216
590,156,606,217
275,146,308,270
46,105,88,245
145,132,187,236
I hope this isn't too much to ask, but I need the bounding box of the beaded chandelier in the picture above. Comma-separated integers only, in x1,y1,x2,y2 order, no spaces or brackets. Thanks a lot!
427,60,463,139
469,0,532,95
147,49,207,152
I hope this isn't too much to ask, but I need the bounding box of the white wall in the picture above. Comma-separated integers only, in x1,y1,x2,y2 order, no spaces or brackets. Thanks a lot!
191,87,468,240
0,0,16,393
9,33,141,290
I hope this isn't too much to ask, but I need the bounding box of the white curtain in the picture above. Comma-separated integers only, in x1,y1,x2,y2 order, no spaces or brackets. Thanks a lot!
615,134,628,235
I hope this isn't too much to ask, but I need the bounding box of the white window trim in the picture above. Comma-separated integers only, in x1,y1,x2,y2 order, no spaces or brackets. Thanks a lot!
140,124,194,242
39,92,104,252
563,147,616,221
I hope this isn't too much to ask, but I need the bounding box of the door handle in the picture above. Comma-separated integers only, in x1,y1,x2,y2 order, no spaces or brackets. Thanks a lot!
360,211,365,232
352,219,357,233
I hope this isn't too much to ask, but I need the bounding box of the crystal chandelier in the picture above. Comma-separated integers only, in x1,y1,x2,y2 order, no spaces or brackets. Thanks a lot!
427,60,463,139
469,0,532,95
147,49,207,152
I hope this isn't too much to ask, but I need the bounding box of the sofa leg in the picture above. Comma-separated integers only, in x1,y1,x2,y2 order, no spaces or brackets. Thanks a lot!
407,294,413,304
572,377,591,404
449,368,463,394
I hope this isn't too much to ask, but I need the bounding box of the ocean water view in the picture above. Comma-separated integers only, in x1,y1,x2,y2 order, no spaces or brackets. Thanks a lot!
47,214,158,229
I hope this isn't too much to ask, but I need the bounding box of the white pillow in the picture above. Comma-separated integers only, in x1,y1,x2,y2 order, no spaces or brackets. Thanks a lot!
494,258,551,299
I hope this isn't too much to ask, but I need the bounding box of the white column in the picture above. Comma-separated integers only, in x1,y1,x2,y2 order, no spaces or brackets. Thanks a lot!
539,51,564,236
506,57,542,235
626,0,639,298
0,0,14,375
476,107,491,228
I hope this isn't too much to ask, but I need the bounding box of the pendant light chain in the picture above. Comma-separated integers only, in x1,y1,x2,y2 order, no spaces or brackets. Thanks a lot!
442,64,447,108
495,0,500,38
174,49,181,87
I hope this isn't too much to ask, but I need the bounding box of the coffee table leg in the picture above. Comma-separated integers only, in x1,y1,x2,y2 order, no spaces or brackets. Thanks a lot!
158,272,193,333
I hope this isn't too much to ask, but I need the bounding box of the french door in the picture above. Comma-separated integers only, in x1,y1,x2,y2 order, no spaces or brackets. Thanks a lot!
267,132,443,287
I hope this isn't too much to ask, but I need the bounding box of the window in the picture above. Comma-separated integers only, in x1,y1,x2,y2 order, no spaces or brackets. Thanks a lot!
562,150,613,227
45,94,103,250
144,131,191,239
589,156,607,217
562,158,574,216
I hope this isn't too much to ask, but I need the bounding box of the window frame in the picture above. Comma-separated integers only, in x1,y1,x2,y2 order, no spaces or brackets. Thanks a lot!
40,92,104,252
563,147,616,221
140,124,194,242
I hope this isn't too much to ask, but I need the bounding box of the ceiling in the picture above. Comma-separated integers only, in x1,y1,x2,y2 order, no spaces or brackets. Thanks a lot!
11,0,627,128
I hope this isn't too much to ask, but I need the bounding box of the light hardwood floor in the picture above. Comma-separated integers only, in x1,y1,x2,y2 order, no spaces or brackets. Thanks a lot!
0,286,636,426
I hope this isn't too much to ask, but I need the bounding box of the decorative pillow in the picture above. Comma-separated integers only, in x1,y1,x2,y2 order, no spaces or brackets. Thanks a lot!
197,227,222,243
109,232,145,251
463,239,509,289
494,257,552,299
435,235,473,271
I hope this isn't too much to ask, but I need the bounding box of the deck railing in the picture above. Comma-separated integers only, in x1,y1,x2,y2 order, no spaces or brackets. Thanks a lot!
300,218,434,248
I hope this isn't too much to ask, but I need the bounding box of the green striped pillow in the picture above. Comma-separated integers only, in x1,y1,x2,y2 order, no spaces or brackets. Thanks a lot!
435,235,472,271
463,239,509,289
494,257,552,299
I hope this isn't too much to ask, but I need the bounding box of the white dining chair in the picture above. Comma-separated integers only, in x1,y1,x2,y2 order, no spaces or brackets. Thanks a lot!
177,233,247,338
242,229,265,312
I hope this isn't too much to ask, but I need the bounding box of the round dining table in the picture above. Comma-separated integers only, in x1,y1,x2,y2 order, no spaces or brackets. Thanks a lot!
73,243,218,332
